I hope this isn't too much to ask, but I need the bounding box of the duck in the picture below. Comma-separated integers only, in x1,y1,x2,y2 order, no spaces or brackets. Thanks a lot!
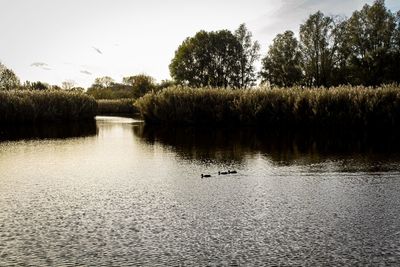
218,171,228,175
201,174,211,178
228,170,237,174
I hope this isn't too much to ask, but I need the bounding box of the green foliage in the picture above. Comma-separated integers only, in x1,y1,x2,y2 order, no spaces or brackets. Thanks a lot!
0,62,20,90
346,0,397,85
97,99,138,115
169,30,243,88
122,74,156,98
261,0,400,87
87,74,156,99
0,90,97,123
87,84,133,99
91,76,115,88
23,81,50,90
135,85,400,129
61,80,78,90
299,11,338,86
260,31,302,87
234,24,260,88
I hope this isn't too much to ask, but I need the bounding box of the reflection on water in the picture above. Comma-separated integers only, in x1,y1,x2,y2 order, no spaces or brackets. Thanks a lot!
0,120,97,141
1,116,400,266
134,124,400,171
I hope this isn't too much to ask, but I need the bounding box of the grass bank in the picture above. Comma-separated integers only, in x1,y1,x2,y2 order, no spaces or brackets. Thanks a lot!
96,99,138,116
0,90,97,123
135,85,400,129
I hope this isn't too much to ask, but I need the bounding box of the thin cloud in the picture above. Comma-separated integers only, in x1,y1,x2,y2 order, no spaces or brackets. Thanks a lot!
92,46,103,55
30,62,52,70
254,0,371,46
30,62,48,67
80,70,92,75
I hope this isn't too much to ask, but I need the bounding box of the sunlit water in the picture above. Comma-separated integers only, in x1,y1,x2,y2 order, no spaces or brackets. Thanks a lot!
1,116,400,266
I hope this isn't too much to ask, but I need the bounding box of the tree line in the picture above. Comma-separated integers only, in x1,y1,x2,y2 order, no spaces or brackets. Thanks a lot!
1,0,399,96
261,0,400,87
171,0,400,88
86,75,172,99
0,62,168,99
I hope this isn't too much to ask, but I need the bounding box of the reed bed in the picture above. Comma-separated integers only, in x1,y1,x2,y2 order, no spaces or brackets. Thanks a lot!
96,99,138,115
134,85,400,129
0,90,97,123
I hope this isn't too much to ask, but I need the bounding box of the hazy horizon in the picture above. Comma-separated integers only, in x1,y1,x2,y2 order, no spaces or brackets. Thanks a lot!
1,0,399,88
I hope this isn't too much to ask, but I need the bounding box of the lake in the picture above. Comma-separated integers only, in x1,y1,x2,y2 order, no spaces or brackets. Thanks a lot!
1,116,400,266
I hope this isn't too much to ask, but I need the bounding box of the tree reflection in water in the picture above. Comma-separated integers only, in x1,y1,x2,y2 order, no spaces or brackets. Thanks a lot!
0,120,97,141
133,124,400,171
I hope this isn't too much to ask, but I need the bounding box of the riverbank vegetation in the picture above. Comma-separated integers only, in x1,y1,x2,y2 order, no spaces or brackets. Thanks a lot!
1,0,399,128
135,85,400,128
97,99,138,116
86,75,173,100
0,90,97,123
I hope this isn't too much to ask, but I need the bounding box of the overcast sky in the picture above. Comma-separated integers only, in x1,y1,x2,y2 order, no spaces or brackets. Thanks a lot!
1,0,399,87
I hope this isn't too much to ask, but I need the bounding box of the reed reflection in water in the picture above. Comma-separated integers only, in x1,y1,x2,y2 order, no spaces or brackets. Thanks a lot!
134,124,400,172
0,120,97,141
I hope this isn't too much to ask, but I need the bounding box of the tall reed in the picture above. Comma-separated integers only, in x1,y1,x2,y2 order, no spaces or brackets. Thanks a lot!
0,90,97,123
134,85,400,128
97,99,138,115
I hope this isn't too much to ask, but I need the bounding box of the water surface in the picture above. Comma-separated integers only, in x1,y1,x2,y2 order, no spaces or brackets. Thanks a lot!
1,116,400,266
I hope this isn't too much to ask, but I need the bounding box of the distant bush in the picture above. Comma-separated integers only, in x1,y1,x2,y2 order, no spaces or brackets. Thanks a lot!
87,74,158,100
97,99,138,115
0,90,97,123
134,85,400,129
86,84,135,99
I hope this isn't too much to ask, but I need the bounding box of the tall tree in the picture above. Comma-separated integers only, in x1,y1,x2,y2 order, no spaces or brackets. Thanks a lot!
23,81,49,90
170,30,242,88
122,74,156,98
260,31,302,87
0,62,20,90
346,0,396,85
234,24,260,88
91,76,115,88
395,11,400,49
387,10,400,82
61,80,76,90
329,17,352,86
300,11,338,87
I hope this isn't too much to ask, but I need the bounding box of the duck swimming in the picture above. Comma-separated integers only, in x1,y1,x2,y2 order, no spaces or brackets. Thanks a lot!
218,171,228,175
201,174,211,178
228,170,237,174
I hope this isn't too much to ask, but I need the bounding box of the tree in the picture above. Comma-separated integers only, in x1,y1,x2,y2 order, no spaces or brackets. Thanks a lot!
390,11,400,82
23,81,49,90
0,62,20,90
300,11,338,87
395,11,400,49
260,30,302,87
122,74,156,98
170,30,243,88
346,0,396,85
330,17,352,85
91,76,115,88
61,80,76,90
234,24,260,88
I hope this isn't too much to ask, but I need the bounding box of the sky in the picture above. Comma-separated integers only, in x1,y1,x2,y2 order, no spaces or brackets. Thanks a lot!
1,0,399,88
